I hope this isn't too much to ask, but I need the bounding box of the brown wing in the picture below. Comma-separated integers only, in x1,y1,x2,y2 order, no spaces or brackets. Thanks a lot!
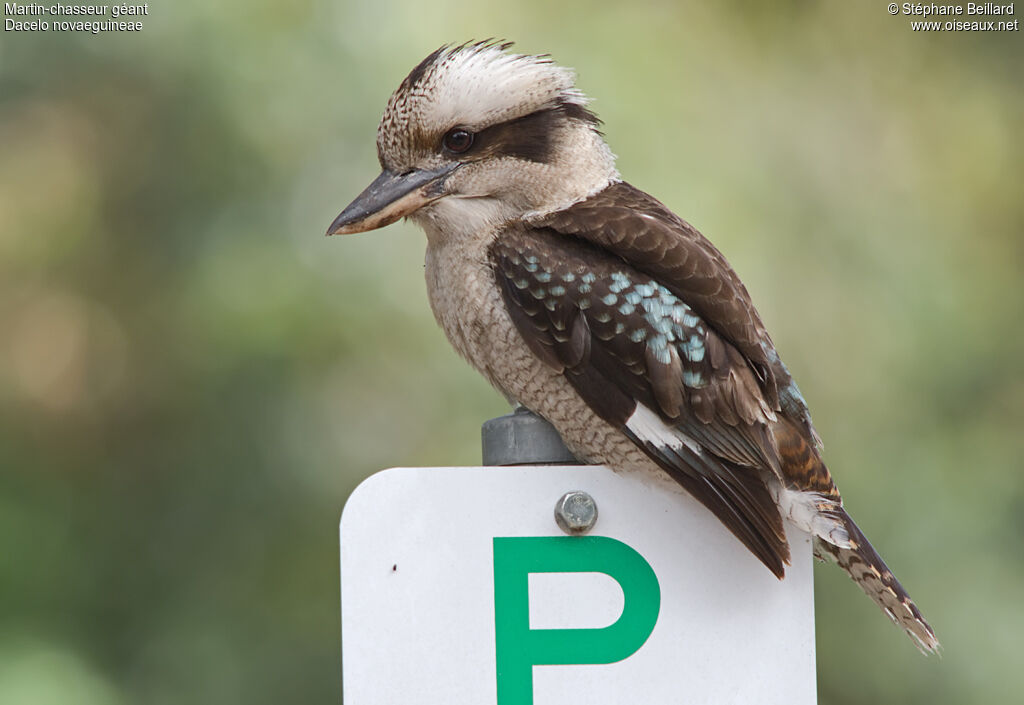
489,224,791,577
533,180,821,449
532,181,781,403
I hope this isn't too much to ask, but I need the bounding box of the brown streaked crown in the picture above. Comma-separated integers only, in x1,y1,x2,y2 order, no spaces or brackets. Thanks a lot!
374,41,600,174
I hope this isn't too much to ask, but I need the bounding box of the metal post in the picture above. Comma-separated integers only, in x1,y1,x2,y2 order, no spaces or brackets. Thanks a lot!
481,406,581,466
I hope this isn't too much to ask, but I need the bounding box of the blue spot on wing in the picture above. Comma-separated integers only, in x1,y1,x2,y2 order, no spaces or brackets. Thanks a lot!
682,370,704,387
609,272,631,294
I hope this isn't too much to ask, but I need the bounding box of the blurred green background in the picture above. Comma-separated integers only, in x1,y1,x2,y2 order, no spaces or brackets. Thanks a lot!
1,1,1021,703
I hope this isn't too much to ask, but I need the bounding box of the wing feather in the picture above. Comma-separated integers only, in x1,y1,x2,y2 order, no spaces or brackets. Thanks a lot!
490,223,791,575
531,181,783,408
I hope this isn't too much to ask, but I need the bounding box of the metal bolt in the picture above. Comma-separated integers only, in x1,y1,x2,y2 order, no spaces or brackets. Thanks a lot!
554,491,598,535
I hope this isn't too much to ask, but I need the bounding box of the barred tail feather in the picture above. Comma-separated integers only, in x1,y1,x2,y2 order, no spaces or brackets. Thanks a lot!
816,510,940,654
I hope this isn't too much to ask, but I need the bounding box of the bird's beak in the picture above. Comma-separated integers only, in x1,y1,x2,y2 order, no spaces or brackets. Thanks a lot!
326,163,459,235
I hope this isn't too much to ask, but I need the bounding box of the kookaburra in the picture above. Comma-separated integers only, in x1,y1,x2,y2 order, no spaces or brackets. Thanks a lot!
327,41,938,653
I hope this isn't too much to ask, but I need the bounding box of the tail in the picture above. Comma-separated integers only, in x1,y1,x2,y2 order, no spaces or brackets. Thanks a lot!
815,510,940,654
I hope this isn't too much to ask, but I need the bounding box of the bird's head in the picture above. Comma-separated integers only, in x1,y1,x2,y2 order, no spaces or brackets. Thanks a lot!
327,41,618,242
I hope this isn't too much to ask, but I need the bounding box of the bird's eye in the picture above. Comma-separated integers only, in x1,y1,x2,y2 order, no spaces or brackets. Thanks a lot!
442,128,474,154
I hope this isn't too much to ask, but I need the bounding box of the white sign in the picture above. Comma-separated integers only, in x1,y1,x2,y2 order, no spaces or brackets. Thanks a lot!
340,465,816,704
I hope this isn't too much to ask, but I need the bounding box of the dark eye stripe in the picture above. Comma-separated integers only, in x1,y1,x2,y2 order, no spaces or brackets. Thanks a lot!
475,109,559,163
436,102,600,165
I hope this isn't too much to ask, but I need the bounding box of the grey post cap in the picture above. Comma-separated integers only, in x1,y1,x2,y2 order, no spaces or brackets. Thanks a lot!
481,406,582,466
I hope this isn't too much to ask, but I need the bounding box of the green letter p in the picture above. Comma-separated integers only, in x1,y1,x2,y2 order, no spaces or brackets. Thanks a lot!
493,536,660,705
